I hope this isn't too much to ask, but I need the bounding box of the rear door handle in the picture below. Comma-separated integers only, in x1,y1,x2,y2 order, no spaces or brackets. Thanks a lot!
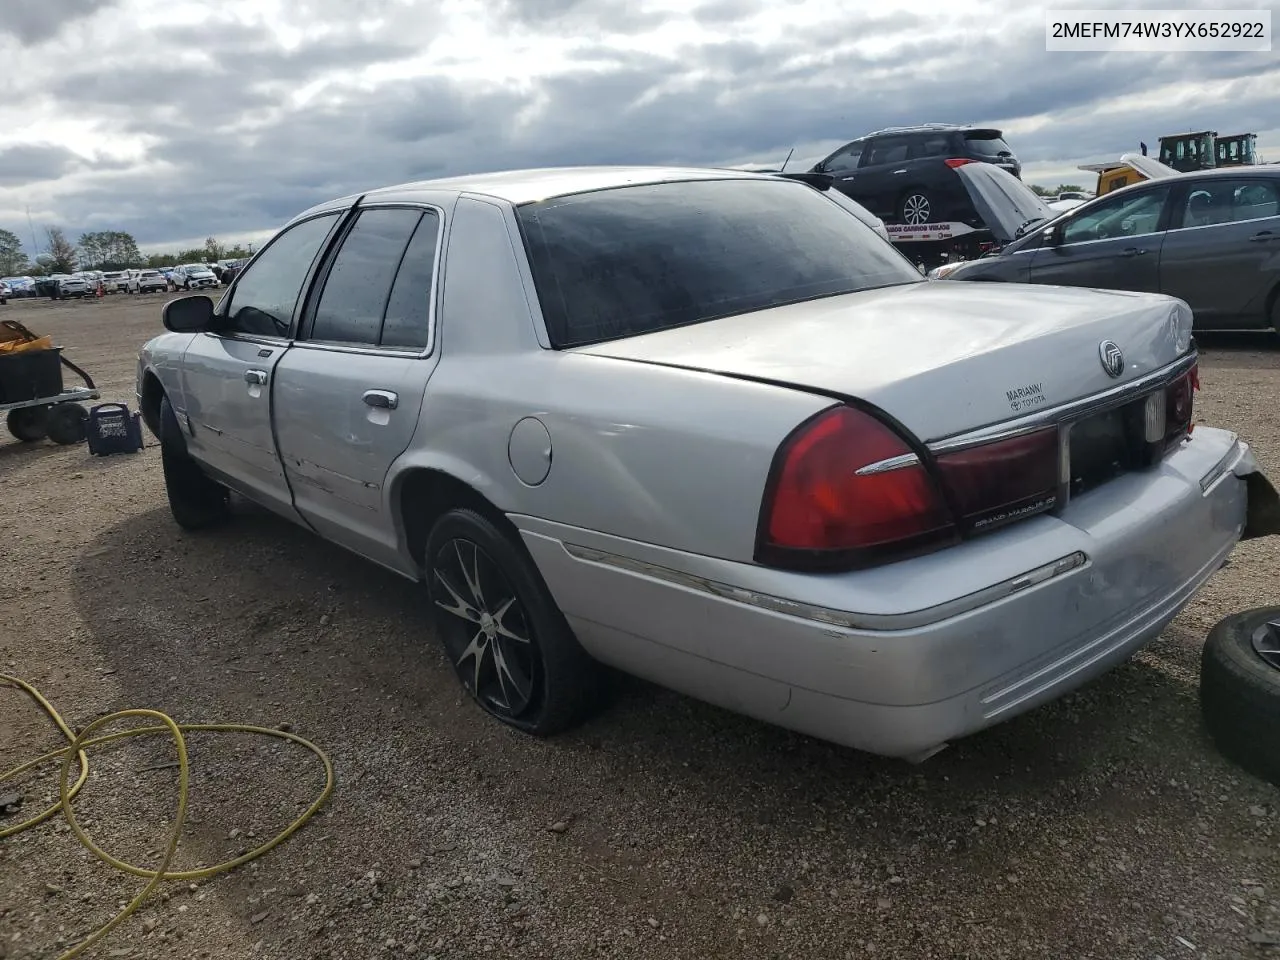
840,176,856,181
1250,231,1276,242
1121,247,1147,257
892,169,907,174
362,389,399,410
244,369,268,385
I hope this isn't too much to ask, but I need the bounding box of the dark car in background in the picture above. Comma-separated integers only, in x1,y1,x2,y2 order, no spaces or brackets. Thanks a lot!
936,166,1280,332
809,123,1021,226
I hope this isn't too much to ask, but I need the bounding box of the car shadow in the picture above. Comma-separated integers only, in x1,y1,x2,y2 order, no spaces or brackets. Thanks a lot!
64,500,1239,956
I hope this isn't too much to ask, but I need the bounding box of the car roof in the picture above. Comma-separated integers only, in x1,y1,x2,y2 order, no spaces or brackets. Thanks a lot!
295,165,781,219
860,123,1001,138
1171,165,1280,180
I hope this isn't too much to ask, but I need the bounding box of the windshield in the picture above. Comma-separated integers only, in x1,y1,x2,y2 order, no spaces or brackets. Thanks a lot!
516,178,922,348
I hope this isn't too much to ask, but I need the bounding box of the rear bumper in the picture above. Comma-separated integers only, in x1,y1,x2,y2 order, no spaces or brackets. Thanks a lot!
517,427,1272,757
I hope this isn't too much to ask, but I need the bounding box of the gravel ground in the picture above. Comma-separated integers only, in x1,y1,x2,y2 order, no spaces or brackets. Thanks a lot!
1,293,1279,960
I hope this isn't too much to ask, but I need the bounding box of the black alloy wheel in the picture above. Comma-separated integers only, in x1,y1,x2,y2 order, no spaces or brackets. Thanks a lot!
431,535,540,719
425,508,604,735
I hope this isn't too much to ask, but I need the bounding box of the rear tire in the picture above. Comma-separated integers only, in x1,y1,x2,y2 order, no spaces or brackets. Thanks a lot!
159,394,230,529
46,403,87,445
897,189,935,225
425,507,605,735
6,406,49,442
1201,608,1280,787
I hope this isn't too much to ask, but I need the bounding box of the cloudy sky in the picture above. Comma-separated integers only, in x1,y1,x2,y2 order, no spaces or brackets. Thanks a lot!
1,0,1276,254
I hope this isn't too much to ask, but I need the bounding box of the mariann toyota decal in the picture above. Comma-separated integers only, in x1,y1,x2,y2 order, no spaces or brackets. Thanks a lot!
1005,382,1047,412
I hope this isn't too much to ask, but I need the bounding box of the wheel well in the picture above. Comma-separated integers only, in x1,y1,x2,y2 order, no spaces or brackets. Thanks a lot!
140,371,164,438
398,469,513,570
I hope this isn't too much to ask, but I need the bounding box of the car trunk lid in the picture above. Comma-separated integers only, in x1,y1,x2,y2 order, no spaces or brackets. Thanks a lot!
574,281,1191,442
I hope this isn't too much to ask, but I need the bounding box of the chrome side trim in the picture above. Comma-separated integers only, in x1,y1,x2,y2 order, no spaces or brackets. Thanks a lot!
560,541,1089,632
857,351,1198,475
855,452,920,475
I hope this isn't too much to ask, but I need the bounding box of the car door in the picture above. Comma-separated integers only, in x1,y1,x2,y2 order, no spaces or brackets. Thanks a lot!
854,136,913,220
1027,184,1172,293
178,210,346,520
1158,177,1280,329
270,203,444,570
816,139,866,201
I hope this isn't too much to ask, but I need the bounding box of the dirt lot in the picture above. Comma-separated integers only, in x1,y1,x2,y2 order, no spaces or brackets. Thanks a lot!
2,293,1279,960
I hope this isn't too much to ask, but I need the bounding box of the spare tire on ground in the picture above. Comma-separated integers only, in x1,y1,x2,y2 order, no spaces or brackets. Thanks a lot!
1201,607,1280,787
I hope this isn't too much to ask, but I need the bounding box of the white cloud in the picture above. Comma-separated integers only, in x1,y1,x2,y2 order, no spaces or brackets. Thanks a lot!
0,0,1276,250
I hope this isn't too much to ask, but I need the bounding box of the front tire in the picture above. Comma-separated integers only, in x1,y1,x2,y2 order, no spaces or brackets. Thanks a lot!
425,508,604,735
159,395,229,529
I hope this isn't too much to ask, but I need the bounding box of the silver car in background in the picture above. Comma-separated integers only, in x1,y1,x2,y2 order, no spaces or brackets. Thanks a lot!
136,166,1280,760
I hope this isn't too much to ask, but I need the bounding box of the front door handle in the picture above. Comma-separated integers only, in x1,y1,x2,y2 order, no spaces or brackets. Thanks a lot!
1250,231,1276,242
362,389,399,410
1121,247,1147,257
244,369,268,385
840,176,856,181
892,169,907,174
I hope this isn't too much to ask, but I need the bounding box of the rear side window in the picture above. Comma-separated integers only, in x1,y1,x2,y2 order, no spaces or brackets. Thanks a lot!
865,137,909,165
381,211,441,350
965,131,1014,158
310,208,422,345
912,135,952,158
517,178,922,348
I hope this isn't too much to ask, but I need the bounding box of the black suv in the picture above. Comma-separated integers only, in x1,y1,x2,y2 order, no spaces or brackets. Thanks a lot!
809,124,1021,226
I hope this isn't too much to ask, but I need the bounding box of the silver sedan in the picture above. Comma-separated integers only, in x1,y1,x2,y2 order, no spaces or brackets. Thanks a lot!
137,166,1280,760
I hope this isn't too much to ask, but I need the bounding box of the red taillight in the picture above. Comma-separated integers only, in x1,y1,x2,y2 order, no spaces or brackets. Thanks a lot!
934,428,1061,531
1165,364,1196,445
944,158,974,168
757,406,954,568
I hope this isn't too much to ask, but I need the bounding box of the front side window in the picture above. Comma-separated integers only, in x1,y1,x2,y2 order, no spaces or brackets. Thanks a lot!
221,213,341,338
1060,186,1170,244
822,141,864,174
517,178,923,348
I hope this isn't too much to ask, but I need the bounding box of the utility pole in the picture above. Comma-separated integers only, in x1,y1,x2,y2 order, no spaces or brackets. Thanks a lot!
26,206,38,259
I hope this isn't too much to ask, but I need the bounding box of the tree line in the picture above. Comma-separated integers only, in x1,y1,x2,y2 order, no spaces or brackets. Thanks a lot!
0,226,253,276
1028,182,1088,197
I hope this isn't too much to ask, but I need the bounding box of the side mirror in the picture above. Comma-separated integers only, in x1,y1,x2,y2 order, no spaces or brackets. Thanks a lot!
1043,224,1063,246
163,294,214,333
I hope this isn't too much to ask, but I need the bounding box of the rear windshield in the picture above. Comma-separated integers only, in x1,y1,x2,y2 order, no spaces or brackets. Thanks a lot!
516,178,921,348
964,131,1014,158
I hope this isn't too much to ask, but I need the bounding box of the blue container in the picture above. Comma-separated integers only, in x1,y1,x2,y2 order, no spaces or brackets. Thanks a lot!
86,403,144,456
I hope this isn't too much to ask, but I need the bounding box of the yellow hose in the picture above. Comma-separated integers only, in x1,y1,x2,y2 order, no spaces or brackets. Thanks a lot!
1,673,334,960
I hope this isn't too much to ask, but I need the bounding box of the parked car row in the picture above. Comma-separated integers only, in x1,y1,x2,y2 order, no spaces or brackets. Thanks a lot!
928,163,1280,333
